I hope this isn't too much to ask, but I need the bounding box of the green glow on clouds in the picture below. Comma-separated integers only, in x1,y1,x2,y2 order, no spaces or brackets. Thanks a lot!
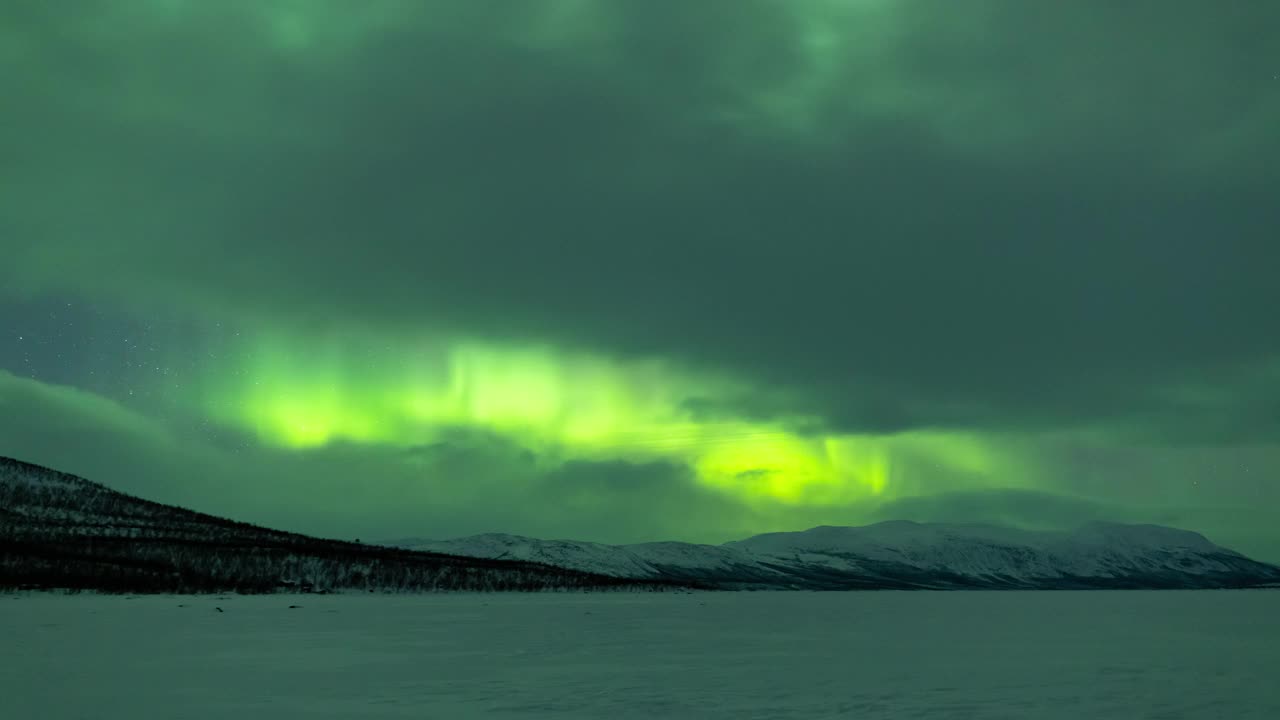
202,333,1021,507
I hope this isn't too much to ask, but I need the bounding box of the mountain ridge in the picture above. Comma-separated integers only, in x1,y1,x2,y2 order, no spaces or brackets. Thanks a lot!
391,519,1280,590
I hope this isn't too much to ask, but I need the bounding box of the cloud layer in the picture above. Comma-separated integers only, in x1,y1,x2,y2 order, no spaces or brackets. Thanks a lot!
6,1,1279,437
2,1,1278,556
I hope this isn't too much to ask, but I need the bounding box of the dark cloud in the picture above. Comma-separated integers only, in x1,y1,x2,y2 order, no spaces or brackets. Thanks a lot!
4,1,1279,439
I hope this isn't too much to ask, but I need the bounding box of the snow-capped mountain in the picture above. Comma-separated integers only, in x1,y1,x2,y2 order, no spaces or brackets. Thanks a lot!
387,534,788,586
391,520,1280,590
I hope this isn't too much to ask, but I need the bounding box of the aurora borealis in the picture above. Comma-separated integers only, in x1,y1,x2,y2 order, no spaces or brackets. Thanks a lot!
201,334,1021,504
3,1,1279,558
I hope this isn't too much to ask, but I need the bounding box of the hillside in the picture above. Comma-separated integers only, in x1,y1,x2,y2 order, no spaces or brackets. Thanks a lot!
396,520,1280,590
0,457,678,594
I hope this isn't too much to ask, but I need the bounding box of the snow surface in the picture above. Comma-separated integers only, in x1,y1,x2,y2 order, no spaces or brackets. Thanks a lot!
3,590,1278,719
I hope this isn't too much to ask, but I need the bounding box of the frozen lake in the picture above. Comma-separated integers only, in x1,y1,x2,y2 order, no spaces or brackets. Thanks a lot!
3,590,1277,719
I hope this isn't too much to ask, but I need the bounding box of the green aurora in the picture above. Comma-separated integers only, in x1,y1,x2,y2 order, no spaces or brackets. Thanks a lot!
2,1,1279,558
198,332,1028,507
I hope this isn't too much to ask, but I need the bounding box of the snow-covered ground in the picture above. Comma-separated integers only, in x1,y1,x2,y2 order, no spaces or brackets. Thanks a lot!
2,590,1277,719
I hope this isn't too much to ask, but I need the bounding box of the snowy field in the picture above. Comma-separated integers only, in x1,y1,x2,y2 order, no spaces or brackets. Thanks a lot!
2,590,1277,719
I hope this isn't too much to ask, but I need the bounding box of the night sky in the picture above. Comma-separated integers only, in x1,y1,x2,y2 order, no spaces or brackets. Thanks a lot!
3,1,1279,559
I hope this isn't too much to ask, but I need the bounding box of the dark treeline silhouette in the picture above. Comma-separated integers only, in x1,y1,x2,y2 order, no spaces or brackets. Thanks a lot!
0,457,688,594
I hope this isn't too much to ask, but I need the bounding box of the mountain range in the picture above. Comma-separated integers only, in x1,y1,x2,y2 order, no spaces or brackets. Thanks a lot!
3,454,1277,592
391,521,1280,590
